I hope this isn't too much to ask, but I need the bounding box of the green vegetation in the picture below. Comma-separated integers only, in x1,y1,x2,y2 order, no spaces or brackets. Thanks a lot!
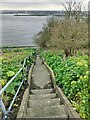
0,48,36,106
34,2,89,118
34,16,88,57
0,1,89,119
40,50,89,119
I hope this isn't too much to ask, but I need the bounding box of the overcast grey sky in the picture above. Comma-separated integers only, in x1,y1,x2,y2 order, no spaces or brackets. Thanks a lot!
0,0,89,10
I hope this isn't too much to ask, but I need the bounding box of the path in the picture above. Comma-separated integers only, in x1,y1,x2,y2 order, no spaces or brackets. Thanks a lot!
31,55,52,89
24,56,68,119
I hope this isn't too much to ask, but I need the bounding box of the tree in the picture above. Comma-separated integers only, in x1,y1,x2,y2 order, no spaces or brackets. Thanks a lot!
61,0,83,21
50,17,88,56
34,1,88,56
34,17,55,48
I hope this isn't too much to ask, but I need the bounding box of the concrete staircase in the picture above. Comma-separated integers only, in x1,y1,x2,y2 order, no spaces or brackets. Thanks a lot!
23,56,68,119
17,56,82,120
24,88,68,119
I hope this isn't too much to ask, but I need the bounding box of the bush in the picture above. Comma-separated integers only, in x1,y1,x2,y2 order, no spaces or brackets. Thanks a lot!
40,50,89,119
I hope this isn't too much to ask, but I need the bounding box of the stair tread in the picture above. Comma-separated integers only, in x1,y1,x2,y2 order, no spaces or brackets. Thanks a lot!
26,105,68,118
28,98,60,108
30,89,55,94
29,93,58,100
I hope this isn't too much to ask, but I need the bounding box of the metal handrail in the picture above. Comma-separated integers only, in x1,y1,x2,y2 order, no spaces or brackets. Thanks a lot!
0,56,31,120
8,79,24,112
0,68,23,96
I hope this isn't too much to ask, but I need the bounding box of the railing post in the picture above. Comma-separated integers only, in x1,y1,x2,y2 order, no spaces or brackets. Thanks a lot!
0,98,8,119
26,58,28,78
0,56,30,119
0,84,7,119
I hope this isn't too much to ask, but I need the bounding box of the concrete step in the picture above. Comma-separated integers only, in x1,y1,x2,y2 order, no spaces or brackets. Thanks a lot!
30,89,55,94
28,98,61,108
29,93,58,100
26,105,68,119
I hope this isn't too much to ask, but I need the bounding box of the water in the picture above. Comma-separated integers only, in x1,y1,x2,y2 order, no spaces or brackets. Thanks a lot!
0,14,48,47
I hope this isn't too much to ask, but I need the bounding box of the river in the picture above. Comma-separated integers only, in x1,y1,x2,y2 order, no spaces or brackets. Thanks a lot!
0,14,48,47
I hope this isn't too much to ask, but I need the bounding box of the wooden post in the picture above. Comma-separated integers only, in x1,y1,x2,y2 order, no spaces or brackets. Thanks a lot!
0,85,2,120
82,51,84,56
63,54,66,62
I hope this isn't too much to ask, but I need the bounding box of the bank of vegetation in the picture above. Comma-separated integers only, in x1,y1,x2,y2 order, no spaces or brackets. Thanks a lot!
40,50,89,118
0,48,36,117
34,0,89,119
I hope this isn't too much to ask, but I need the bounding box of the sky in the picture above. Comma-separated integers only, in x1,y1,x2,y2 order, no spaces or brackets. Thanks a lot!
0,0,89,11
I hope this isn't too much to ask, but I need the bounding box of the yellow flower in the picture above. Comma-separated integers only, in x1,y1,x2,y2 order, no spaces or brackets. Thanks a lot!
77,62,82,66
71,81,77,85
0,79,6,86
0,56,3,61
86,71,90,75
84,75,88,79
80,76,83,79
77,60,87,66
